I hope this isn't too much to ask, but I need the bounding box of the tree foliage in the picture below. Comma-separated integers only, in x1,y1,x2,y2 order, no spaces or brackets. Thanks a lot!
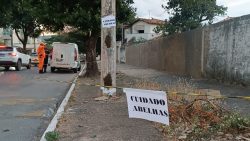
0,0,136,76
117,0,136,24
44,32,87,53
159,0,227,34
0,0,43,50
117,0,136,41
41,0,136,76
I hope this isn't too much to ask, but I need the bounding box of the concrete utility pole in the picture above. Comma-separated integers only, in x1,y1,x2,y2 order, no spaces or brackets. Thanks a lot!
101,0,116,95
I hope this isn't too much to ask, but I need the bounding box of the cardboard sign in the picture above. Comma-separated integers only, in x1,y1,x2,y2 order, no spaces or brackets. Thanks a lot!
124,88,169,125
102,15,116,28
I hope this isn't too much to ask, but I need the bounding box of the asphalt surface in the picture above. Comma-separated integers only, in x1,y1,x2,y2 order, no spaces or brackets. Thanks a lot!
0,66,77,141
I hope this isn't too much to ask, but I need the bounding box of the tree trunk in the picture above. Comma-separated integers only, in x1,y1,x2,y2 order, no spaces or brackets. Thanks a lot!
23,38,27,51
22,33,28,51
15,29,28,51
85,35,99,77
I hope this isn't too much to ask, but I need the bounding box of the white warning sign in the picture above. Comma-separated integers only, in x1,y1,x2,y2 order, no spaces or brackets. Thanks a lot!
102,15,116,28
124,88,169,125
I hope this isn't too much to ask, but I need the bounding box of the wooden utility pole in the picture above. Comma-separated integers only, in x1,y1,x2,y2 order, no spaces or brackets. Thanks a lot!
101,0,116,95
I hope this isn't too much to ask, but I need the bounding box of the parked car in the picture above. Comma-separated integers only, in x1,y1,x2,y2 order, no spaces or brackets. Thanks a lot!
0,45,31,71
50,42,81,73
30,52,39,66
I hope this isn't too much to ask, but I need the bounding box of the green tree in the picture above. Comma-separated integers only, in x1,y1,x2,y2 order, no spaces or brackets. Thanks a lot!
116,0,136,41
0,0,43,50
44,32,86,53
158,0,227,34
41,0,136,76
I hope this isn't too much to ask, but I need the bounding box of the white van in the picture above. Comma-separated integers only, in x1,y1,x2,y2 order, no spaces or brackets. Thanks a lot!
50,42,81,73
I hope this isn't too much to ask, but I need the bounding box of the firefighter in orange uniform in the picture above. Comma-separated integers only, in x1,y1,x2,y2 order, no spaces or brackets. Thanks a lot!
37,42,46,73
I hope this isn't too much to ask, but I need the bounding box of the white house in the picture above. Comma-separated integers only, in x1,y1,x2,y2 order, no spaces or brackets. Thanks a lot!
124,18,165,43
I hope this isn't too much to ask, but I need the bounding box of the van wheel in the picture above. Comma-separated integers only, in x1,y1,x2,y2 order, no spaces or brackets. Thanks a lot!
78,64,81,71
73,68,77,73
15,60,22,71
51,67,55,72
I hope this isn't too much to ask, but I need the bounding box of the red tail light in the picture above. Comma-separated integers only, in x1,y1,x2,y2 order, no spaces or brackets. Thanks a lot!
50,49,53,59
9,52,17,56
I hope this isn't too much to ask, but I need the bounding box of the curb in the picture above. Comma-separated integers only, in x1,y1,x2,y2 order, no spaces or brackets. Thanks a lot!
40,63,86,141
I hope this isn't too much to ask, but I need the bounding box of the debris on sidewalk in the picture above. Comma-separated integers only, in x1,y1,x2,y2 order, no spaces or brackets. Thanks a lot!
94,95,109,101
55,64,250,141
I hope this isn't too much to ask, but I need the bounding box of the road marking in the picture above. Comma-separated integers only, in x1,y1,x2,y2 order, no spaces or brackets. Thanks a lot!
17,110,45,118
0,98,53,106
0,72,4,77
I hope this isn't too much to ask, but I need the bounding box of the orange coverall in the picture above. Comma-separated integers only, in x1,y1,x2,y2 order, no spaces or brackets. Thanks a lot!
37,43,46,73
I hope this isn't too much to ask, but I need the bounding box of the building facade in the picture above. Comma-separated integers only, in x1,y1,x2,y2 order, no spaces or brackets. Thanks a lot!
124,18,165,43
0,28,56,52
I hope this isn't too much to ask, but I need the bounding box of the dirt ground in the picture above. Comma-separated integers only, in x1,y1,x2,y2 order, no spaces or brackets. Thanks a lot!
56,63,250,141
117,64,250,116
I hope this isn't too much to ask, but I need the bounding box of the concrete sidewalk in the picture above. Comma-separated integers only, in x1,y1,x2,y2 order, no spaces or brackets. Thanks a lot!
56,68,165,141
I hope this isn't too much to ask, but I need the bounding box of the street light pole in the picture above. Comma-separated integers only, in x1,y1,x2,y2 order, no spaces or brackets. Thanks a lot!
11,29,13,47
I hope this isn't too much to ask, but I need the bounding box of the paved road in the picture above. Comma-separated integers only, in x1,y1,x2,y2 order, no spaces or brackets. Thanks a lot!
0,66,77,141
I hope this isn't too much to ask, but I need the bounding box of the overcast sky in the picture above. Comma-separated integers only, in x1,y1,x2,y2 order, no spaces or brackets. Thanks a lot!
133,0,250,22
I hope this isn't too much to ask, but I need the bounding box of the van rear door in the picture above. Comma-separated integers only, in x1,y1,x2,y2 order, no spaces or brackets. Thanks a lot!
53,44,74,68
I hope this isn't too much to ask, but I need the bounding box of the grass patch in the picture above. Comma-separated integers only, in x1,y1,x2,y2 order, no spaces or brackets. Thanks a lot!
45,131,59,141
